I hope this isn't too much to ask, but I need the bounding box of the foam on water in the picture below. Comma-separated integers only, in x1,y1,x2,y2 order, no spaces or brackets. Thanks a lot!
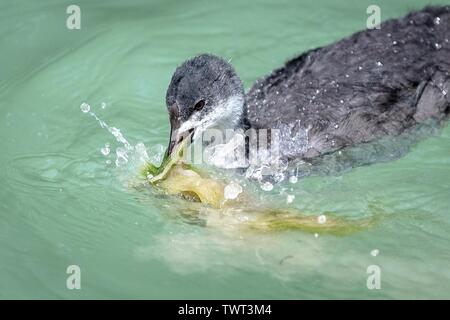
224,181,243,200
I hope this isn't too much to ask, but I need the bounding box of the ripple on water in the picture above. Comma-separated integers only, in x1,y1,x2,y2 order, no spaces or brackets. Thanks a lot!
2,152,117,195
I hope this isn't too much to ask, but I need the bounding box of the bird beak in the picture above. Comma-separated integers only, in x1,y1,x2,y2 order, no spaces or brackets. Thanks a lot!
166,103,181,157
166,103,194,157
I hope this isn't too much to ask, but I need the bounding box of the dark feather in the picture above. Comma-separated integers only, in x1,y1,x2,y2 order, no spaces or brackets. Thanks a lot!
245,6,450,160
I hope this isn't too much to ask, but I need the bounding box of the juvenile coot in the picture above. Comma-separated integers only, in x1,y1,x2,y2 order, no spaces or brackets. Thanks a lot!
165,6,450,163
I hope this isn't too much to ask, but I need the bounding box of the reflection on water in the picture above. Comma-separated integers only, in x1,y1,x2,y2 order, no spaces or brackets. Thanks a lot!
1,0,450,299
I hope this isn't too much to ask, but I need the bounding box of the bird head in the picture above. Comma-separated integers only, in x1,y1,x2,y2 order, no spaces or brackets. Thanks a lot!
165,54,245,157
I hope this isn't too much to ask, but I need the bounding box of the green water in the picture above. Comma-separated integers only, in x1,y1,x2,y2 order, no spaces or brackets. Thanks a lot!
1,0,450,299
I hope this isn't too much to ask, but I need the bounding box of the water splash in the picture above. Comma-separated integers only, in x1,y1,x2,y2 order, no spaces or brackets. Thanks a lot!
260,181,273,191
224,181,243,200
289,175,298,184
80,102,154,176
286,194,295,204
100,143,110,156
205,132,247,169
80,102,90,113
317,214,327,224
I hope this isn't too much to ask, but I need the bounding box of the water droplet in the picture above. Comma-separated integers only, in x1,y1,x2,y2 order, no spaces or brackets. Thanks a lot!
289,176,298,184
345,74,349,78
101,102,107,109
224,182,243,200
101,143,110,156
260,181,273,191
115,147,128,167
376,61,383,67
111,127,120,136
371,249,380,257
442,89,447,96
317,214,327,224
286,194,295,204
392,40,397,45
340,100,344,104
334,124,339,129
435,43,442,50
80,102,90,113
358,66,363,71
314,233,319,238
434,17,441,25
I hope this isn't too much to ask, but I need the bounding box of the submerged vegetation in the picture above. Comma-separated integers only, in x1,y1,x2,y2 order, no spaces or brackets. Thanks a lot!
141,137,380,235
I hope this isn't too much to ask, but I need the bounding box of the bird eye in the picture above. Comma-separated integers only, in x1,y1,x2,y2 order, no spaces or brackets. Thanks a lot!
193,99,205,111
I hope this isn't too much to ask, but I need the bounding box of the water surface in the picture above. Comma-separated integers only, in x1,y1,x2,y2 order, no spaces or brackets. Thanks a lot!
1,0,450,299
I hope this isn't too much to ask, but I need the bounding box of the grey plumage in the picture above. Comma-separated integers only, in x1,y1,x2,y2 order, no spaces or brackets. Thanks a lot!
166,54,244,123
245,5,450,160
165,6,450,163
